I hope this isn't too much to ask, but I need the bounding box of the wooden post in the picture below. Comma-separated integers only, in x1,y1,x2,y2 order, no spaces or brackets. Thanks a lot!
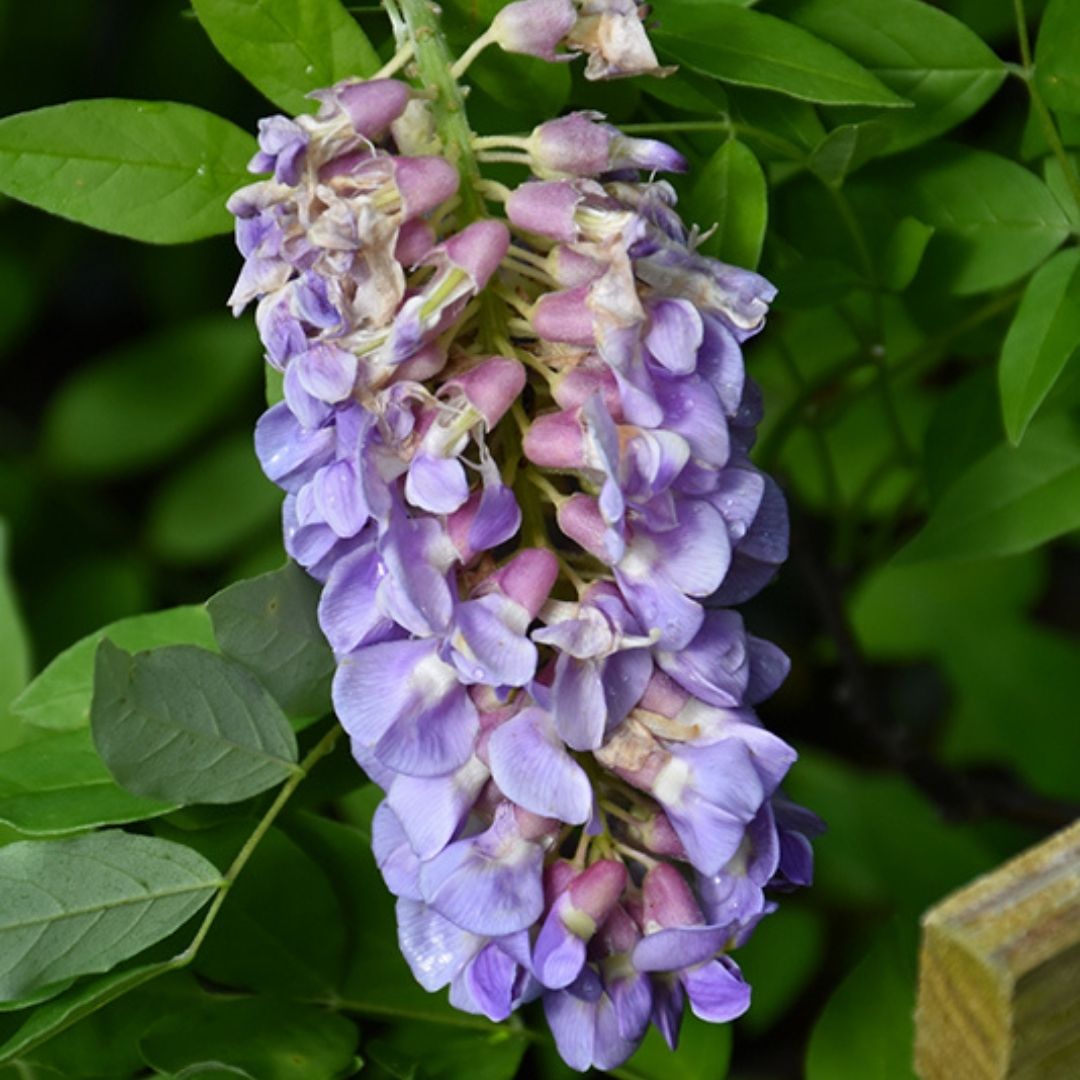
915,818,1080,1079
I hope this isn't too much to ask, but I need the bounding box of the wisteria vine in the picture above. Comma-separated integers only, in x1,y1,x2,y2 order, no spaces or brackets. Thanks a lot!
226,0,821,1069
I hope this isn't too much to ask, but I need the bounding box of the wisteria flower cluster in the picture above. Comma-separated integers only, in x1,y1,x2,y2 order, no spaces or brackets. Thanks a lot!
227,0,820,1069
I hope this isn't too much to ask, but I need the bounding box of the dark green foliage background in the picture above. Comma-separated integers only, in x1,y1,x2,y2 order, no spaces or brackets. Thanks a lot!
0,0,1078,1077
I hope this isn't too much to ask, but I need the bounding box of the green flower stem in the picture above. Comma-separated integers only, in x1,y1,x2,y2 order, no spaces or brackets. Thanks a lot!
398,0,487,222
1013,0,1080,223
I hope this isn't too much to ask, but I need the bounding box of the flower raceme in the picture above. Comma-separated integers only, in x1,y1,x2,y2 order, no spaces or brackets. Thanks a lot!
227,0,819,1069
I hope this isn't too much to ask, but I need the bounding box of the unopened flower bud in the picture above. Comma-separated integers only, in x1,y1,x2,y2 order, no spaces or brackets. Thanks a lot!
491,0,577,60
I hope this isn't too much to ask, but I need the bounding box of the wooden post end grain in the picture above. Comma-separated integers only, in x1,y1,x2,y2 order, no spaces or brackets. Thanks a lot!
915,818,1080,1080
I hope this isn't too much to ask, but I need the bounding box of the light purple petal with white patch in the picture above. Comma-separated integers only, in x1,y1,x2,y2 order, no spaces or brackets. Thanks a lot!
387,756,489,859
396,897,484,991
419,805,545,935
450,594,537,688
405,452,471,514
313,459,369,538
294,343,358,403
488,707,593,825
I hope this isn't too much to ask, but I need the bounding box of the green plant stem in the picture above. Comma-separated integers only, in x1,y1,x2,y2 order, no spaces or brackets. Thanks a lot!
1013,0,1080,221
398,0,486,222
177,723,344,963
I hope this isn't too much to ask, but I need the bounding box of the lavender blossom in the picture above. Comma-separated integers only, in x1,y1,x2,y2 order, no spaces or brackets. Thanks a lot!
227,10,817,1070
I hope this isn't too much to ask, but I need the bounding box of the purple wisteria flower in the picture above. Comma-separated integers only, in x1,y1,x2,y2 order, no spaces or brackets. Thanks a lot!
227,4,818,1070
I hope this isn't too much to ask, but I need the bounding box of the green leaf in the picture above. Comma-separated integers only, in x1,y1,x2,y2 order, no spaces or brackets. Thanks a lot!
0,101,254,243
897,414,1080,563
12,606,215,733
0,961,176,1064
367,1026,526,1080
43,317,259,477
901,146,1070,293
880,216,935,292
999,248,1080,444
1035,0,1080,115
806,920,917,1080
613,1012,732,1080
686,139,767,269
784,751,994,912
147,435,281,564
189,825,345,999
0,831,220,1001
651,4,909,107
0,728,175,836
0,521,29,732
191,0,380,116
165,1066,257,1080
140,998,358,1080
775,0,1006,152
207,562,335,719
91,641,299,806
809,121,892,185
735,905,826,1033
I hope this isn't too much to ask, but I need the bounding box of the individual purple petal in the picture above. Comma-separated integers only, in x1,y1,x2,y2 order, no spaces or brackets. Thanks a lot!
294,342,358,403
377,515,454,637
333,638,478,777
470,476,522,551
632,925,728,973
419,804,545,935
534,914,587,990
396,897,484,991
372,802,423,900
449,593,537,688
682,956,751,1023
746,636,790,705
312,459,369,538
650,975,685,1050
602,648,653,730
317,542,395,654
386,756,489,859
655,609,750,708
550,654,606,751
254,403,335,491
452,942,526,1022
488,707,593,824
405,452,470,514
608,971,653,1041
645,298,702,375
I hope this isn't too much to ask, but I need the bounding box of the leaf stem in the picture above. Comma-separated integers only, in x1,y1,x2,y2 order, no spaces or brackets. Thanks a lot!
1012,0,1080,220
176,723,344,963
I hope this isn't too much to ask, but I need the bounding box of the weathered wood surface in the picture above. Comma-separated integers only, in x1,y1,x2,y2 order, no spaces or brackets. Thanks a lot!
915,818,1080,1079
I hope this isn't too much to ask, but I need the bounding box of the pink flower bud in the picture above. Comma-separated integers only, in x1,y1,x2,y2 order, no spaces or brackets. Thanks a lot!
548,245,606,286
567,859,628,924
444,356,526,428
395,219,436,266
506,180,583,242
524,408,586,469
528,113,613,178
642,863,704,930
445,219,510,288
314,78,411,138
552,360,622,417
392,156,460,218
557,493,608,559
491,0,577,60
532,285,596,346
390,341,446,383
490,547,560,618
